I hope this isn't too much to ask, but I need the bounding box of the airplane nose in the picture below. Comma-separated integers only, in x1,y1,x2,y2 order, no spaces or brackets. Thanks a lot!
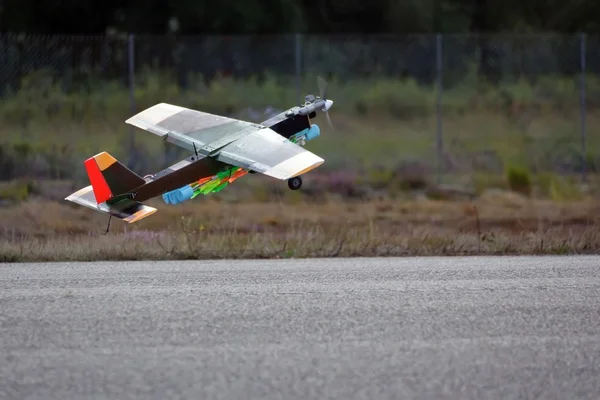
322,99,333,112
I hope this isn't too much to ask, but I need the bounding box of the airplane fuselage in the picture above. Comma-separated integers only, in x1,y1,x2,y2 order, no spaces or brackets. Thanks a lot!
121,108,320,204
260,108,313,139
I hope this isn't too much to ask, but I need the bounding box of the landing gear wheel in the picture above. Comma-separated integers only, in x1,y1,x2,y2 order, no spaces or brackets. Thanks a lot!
288,177,302,190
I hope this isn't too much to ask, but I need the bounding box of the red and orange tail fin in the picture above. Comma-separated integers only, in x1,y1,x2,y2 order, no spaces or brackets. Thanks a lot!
84,152,145,204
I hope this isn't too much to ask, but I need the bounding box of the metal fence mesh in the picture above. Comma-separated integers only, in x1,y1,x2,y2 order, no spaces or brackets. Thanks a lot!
0,33,597,187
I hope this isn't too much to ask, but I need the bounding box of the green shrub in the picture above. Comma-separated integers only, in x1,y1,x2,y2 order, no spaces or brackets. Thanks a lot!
0,179,39,202
506,165,532,196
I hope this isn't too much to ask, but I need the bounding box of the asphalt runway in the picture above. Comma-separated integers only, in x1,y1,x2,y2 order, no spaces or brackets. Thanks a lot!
1,256,600,400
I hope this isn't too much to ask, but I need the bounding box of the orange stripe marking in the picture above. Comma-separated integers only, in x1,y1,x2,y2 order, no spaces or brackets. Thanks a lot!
93,151,117,171
291,160,324,177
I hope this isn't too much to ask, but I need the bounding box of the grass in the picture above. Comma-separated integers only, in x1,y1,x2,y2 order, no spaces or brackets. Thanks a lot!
1,70,600,186
1,70,600,261
1,193,598,262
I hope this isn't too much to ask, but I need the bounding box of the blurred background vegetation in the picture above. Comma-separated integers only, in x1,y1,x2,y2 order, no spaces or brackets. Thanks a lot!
0,1,599,205
2,0,599,35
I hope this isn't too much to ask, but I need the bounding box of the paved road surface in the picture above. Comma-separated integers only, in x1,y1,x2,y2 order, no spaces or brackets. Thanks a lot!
1,256,600,399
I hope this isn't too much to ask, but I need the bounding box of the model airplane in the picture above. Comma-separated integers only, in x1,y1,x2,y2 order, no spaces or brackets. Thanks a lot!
65,77,334,231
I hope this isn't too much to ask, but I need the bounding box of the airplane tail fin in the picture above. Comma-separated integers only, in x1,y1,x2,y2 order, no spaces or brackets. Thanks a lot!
64,151,156,224
65,185,157,224
83,151,146,204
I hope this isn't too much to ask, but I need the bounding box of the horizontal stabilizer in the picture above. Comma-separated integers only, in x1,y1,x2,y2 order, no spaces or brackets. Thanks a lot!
65,185,156,223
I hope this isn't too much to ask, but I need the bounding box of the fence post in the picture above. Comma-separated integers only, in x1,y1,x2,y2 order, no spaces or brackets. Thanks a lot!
127,33,136,170
436,33,443,184
579,32,587,183
295,33,302,105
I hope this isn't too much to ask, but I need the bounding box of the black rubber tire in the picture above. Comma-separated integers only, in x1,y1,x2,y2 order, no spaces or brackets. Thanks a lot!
288,177,302,190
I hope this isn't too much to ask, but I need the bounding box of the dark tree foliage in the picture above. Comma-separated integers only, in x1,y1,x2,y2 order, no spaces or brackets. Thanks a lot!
0,0,598,34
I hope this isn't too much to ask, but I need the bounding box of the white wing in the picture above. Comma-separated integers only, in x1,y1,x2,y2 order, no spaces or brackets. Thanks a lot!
215,127,324,180
126,103,264,154
126,103,324,180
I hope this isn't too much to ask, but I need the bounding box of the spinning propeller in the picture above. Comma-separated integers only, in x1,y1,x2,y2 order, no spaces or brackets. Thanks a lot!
317,76,335,130
296,76,335,131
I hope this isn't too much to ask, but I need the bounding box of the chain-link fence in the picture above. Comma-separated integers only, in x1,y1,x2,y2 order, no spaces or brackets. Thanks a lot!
0,33,597,187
